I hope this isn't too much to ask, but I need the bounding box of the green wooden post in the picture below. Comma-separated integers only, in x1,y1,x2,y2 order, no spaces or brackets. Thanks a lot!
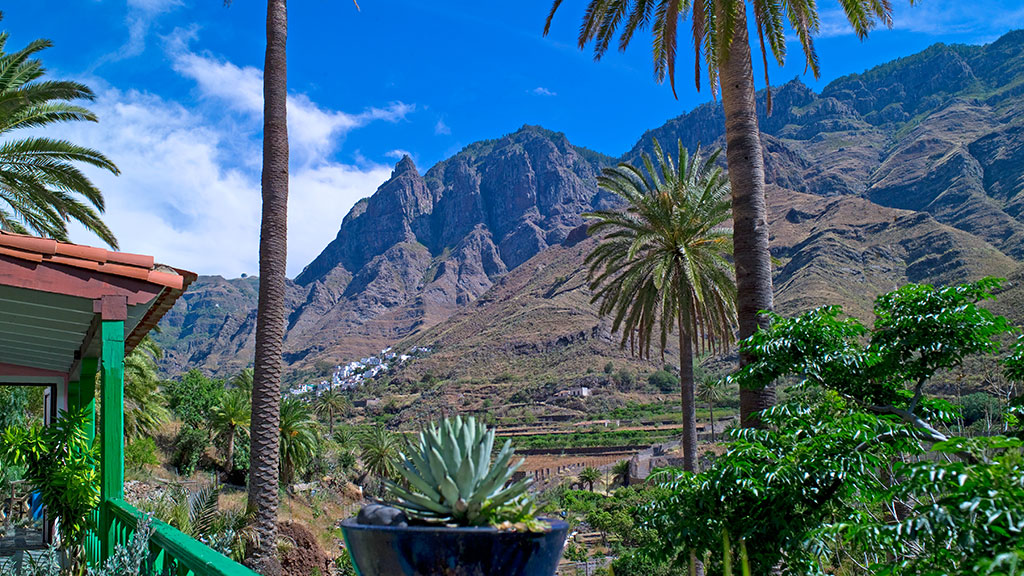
99,319,124,560
78,357,99,445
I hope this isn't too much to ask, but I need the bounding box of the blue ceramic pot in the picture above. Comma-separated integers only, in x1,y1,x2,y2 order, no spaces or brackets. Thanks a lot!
341,518,569,576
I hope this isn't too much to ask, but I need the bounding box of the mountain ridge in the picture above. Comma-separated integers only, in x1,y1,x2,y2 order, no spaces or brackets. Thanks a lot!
154,31,1024,382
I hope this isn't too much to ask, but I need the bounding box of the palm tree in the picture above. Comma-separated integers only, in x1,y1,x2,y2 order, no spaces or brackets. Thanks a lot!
585,139,736,473
0,25,119,246
697,376,728,441
211,389,251,473
611,459,631,488
278,397,317,486
246,0,289,572
544,0,911,428
358,425,401,485
578,466,602,492
123,336,171,441
314,388,347,436
231,368,253,399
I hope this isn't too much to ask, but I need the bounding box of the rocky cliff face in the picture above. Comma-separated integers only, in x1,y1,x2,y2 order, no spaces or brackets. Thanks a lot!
156,31,1024,380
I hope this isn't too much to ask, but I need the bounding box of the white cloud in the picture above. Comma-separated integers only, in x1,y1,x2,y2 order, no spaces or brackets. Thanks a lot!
385,149,413,160
532,86,557,96
168,38,413,164
434,118,451,135
96,0,183,64
54,37,411,277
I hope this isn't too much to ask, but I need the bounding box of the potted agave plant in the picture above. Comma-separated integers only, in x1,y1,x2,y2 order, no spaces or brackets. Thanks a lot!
341,416,569,576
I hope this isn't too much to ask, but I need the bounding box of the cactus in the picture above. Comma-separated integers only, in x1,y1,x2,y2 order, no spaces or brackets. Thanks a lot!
384,416,535,527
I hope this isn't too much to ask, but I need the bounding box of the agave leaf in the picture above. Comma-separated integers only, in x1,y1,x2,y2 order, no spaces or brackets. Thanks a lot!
488,478,531,508
386,482,450,515
455,453,476,500
426,446,449,491
405,450,437,486
398,460,443,502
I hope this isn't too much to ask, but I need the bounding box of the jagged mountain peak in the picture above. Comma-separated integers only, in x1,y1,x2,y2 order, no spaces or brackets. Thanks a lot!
393,154,419,176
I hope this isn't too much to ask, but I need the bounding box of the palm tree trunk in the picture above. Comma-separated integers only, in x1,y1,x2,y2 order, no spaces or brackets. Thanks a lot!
708,399,715,442
246,1,288,574
328,407,334,436
717,0,775,428
678,312,698,472
226,427,235,473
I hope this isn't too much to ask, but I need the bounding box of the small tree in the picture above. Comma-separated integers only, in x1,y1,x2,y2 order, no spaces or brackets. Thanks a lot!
211,388,251,473
696,377,728,441
0,408,99,573
578,466,602,492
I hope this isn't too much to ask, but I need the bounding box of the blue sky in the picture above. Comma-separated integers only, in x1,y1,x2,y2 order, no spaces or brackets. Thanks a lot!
3,1,1024,277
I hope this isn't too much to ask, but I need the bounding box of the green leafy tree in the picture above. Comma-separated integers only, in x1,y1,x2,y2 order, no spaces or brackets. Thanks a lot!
578,466,602,492
0,21,119,246
544,0,917,428
123,336,171,441
278,397,318,485
211,388,251,473
0,407,99,573
165,369,225,428
697,377,728,441
585,140,737,472
231,367,253,399
643,279,1024,575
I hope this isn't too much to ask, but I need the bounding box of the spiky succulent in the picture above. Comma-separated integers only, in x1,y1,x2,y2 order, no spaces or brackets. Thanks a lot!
384,416,534,527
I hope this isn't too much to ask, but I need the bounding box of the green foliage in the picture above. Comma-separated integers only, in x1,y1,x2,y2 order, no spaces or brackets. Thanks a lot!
0,27,120,246
614,368,636,390
385,416,538,528
125,436,159,470
136,483,253,563
960,392,1003,426
174,424,210,476
604,361,615,374
123,336,171,441
585,139,736,360
0,515,157,576
578,466,602,491
0,387,29,430
734,279,1014,416
648,370,679,392
165,370,225,427
0,408,99,572
641,280,1024,575
279,397,318,484
358,425,402,485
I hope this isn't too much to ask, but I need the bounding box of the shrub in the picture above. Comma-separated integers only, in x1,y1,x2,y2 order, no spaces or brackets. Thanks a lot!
614,369,636,390
125,437,159,470
960,392,1002,426
647,370,679,393
174,424,210,476
165,370,225,427
604,361,615,374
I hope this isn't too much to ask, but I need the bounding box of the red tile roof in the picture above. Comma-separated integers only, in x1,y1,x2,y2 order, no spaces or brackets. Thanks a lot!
0,230,190,290
0,230,197,356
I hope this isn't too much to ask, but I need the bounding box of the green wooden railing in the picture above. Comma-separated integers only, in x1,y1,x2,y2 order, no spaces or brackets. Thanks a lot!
85,499,259,576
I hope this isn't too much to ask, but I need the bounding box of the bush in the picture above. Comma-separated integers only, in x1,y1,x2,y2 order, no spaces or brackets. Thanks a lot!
125,437,159,470
174,425,210,476
604,361,615,374
614,369,636,390
165,370,225,427
960,392,1002,426
647,370,679,393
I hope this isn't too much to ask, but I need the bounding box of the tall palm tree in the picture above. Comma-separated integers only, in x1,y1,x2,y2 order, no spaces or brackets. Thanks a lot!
0,25,119,246
246,0,289,572
278,397,317,486
611,459,631,488
585,139,736,473
544,0,910,427
697,376,728,441
123,336,171,441
314,388,347,436
212,389,251,473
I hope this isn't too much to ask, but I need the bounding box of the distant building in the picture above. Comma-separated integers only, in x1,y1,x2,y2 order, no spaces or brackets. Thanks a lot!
554,386,591,399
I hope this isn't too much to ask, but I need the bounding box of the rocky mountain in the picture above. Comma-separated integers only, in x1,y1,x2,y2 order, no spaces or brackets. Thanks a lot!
155,31,1024,382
